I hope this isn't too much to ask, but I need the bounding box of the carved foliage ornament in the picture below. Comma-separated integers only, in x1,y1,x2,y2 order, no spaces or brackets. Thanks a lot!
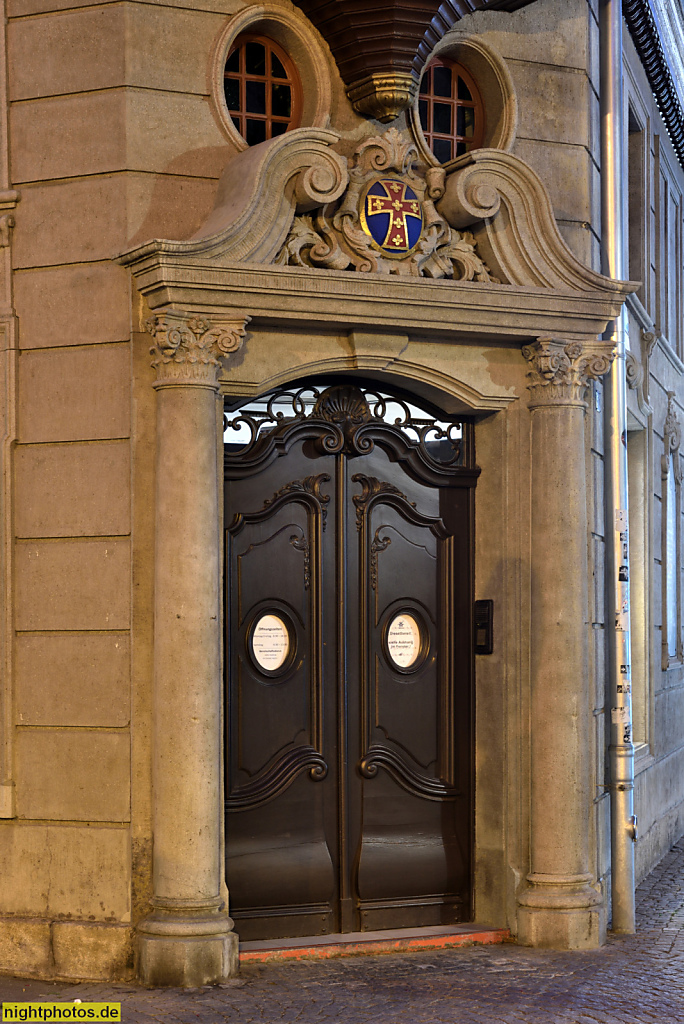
276,128,497,282
146,312,251,386
664,392,683,484
521,337,616,405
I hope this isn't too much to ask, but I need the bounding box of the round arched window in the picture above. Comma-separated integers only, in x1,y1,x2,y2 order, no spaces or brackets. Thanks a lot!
224,35,302,147
418,58,484,163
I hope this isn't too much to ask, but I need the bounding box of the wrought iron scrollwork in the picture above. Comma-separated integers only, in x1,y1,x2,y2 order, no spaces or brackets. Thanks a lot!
224,383,466,467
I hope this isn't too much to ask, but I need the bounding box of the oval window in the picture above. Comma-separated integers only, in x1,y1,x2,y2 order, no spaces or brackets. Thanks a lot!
250,613,291,673
224,34,302,147
418,58,484,163
386,612,424,670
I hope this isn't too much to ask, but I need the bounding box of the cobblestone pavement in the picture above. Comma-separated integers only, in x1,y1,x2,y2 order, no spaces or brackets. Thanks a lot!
3,839,684,1023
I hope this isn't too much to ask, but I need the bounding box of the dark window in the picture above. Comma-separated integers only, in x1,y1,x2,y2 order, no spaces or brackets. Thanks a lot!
419,58,484,163
224,35,302,144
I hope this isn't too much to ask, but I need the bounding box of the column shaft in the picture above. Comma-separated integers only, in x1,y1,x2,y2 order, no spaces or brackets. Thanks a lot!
517,338,614,950
136,312,248,986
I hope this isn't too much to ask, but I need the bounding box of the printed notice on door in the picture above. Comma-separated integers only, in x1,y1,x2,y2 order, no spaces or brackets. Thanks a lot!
387,613,421,669
252,614,290,672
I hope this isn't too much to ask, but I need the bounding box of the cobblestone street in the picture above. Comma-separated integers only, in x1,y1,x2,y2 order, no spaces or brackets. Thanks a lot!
3,839,684,1024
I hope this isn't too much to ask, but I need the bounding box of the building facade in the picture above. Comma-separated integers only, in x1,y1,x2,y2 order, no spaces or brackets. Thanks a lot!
1,0,684,987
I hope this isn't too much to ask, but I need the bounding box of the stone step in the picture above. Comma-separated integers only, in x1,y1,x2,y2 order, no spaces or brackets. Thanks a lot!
239,924,510,963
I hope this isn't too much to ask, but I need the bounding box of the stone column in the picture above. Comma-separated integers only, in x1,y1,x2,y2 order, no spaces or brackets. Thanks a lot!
517,337,615,950
137,310,248,987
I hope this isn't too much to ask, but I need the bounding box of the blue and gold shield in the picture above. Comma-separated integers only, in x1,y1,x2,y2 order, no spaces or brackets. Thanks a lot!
360,178,423,257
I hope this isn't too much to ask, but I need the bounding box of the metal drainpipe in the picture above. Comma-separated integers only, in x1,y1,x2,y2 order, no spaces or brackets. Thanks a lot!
599,0,637,934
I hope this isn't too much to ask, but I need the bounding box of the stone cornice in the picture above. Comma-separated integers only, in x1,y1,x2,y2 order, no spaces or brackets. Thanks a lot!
522,338,616,407
146,311,250,389
127,259,630,344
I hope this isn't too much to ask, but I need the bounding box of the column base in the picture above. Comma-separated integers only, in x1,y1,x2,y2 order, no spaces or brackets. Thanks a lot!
136,911,239,987
517,874,606,950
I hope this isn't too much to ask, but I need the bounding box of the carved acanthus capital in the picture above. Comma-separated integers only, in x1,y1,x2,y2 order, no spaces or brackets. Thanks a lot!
146,311,251,388
521,337,616,407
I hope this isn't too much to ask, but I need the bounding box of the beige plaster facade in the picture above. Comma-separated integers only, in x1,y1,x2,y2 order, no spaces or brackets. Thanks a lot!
0,0,683,987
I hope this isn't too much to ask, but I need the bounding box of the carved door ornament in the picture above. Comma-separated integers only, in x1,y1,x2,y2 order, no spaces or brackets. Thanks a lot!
276,127,497,280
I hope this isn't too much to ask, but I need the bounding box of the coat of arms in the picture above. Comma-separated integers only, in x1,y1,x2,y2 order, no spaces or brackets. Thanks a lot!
277,127,496,281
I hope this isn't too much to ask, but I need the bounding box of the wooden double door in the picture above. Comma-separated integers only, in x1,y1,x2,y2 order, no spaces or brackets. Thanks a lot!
224,384,476,940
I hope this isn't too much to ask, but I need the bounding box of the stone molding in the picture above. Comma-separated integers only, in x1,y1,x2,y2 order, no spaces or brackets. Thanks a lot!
120,129,348,268
210,5,332,151
146,312,251,389
522,338,616,407
437,149,639,294
408,33,518,163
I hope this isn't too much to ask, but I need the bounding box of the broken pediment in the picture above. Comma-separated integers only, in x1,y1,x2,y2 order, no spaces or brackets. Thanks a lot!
117,125,635,344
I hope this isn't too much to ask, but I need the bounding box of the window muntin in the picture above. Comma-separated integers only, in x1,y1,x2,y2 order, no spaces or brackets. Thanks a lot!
224,35,302,146
418,58,484,163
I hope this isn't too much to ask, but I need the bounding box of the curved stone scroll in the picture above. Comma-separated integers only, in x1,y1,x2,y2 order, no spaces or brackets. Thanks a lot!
437,148,639,294
124,129,348,267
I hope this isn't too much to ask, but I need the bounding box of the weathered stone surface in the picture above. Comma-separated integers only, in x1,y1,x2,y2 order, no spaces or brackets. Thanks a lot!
10,90,229,184
14,263,131,349
15,729,131,822
15,539,131,631
18,344,129,443
15,633,130,727
7,6,125,101
52,922,133,981
0,822,130,918
0,918,51,975
14,440,130,538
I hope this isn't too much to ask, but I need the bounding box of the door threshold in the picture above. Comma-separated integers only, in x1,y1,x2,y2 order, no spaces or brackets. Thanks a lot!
239,924,510,963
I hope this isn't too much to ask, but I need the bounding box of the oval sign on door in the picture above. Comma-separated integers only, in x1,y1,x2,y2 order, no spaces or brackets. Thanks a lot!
386,612,422,669
251,614,291,673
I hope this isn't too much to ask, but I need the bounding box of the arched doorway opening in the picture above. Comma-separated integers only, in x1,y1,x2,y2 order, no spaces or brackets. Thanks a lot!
223,379,478,940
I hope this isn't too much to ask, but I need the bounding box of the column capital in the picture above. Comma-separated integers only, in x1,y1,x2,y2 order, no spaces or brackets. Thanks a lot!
521,337,616,408
146,310,251,389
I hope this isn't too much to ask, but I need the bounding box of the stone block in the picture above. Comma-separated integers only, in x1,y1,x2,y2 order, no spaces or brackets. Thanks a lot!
15,440,131,538
14,440,130,538
514,137,599,226
0,917,51,975
14,263,131,349
125,89,230,179
466,0,592,72
15,538,131,631
15,728,131,822
512,63,591,148
10,91,126,183
11,89,230,184
18,344,129,443
8,6,125,101
0,821,130,919
126,172,221,249
125,4,226,95
15,633,130,727
52,921,133,980
12,176,128,269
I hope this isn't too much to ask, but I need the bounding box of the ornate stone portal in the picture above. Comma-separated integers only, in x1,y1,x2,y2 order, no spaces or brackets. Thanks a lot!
117,119,636,982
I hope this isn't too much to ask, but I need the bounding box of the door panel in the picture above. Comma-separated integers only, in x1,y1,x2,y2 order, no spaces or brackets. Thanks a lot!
225,384,475,939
